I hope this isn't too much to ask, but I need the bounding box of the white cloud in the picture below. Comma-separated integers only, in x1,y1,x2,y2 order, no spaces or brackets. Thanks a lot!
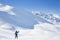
0,4,16,15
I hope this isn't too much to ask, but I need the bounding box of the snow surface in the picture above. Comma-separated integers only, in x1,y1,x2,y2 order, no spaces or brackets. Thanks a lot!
0,23,60,40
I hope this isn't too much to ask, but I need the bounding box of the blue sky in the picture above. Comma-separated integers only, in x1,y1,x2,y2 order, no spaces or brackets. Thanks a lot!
0,0,60,29
0,0,60,15
0,0,60,11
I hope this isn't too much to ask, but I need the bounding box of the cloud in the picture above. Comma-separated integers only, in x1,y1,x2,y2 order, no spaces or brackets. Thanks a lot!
0,4,16,15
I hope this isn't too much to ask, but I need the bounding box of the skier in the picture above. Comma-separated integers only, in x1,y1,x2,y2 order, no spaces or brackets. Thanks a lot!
15,30,19,39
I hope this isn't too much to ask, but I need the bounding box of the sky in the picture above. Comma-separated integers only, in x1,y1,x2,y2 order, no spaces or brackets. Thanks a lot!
0,0,60,29
0,0,60,13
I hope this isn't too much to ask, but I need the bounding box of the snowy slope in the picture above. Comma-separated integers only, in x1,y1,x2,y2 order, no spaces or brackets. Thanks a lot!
32,11,60,24
0,16,60,40
0,23,60,40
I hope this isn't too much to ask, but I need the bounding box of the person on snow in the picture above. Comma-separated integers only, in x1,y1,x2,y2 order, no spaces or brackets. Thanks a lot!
15,30,19,39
